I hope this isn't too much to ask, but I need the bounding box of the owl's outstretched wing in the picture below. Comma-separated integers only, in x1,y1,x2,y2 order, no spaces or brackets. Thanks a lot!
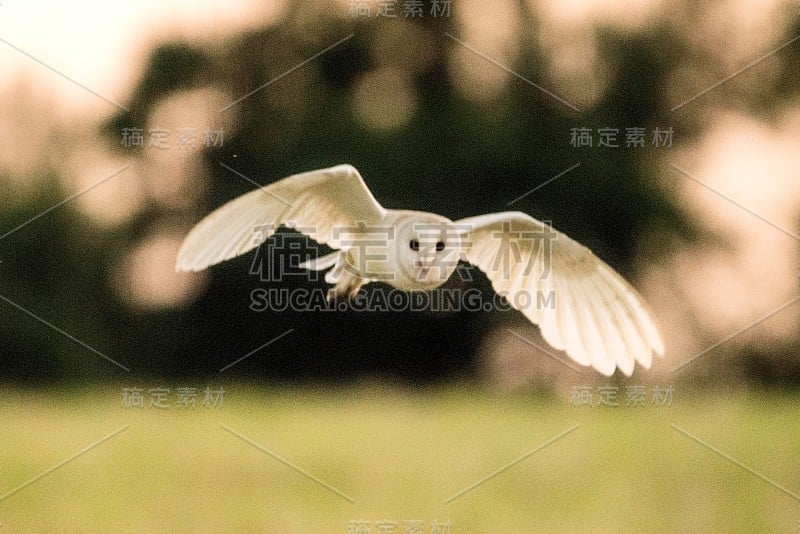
455,211,664,376
176,164,386,272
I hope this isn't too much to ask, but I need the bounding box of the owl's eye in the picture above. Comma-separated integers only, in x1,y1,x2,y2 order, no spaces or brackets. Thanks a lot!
435,241,445,251
409,239,420,251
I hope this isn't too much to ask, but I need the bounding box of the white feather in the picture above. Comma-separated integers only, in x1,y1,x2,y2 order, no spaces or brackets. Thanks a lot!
177,167,665,377
455,211,664,375
176,164,386,272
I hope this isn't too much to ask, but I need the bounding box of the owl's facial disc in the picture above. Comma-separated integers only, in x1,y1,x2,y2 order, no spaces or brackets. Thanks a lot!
393,216,461,290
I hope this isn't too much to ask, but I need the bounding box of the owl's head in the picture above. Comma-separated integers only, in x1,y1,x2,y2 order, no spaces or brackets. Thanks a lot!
389,212,463,291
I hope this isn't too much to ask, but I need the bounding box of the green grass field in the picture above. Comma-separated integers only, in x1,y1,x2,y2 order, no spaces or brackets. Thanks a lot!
0,385,798,533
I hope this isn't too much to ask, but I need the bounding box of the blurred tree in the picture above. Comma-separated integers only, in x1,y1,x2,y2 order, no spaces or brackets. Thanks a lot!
6,0,799,385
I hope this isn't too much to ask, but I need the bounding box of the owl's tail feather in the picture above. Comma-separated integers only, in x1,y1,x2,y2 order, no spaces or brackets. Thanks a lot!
298,251,340,271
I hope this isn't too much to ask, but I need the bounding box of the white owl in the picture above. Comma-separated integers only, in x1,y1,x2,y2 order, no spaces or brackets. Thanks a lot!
177,164,664,376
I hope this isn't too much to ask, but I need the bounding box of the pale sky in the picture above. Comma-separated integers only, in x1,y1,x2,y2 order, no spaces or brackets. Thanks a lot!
0,0,283,115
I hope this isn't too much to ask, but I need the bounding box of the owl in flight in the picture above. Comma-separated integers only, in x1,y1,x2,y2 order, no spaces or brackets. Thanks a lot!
176,164,664,376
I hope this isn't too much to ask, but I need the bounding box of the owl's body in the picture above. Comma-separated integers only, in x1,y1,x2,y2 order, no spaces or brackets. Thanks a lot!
318,209,460,297
177,164,664,376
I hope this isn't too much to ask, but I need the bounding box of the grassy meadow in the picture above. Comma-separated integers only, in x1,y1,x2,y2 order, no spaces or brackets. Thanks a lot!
0,385,798,533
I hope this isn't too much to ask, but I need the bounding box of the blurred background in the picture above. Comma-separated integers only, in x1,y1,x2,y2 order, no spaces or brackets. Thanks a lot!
0,0,798,532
